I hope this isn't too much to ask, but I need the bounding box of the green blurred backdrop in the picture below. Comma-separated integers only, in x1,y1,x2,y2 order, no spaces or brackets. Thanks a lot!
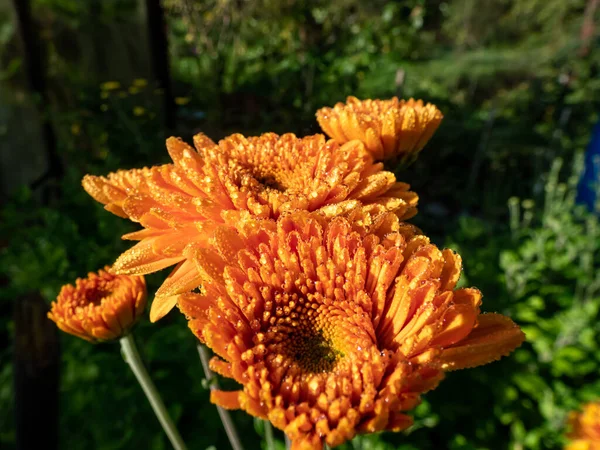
1,1,599,449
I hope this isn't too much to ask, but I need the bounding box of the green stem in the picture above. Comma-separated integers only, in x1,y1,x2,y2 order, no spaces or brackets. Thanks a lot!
285,434,291,449
264,420,275,450
120,334,187,450
196,344,244,450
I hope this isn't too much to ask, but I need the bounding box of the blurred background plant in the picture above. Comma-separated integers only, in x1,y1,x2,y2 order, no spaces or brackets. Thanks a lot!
0,0,599,449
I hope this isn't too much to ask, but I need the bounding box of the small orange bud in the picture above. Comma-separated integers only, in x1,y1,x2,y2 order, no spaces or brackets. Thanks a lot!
316,96,443,163
48,267,147,343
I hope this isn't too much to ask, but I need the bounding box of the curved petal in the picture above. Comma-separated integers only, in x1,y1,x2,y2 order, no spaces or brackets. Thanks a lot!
439,313,525,371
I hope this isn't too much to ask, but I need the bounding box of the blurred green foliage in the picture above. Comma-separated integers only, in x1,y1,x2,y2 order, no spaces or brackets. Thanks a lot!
1,0,600,449
441,154,600,449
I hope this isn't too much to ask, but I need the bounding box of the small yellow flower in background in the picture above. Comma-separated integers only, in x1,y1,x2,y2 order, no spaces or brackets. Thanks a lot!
100,104,109,112
133,106,146,116
100,91,110,99
48,267,146,343
129,87,140,95
70,123,81,136
133,78,148,88
175,97,191,106
316,96,443,163
566,401,600,450
177,210,524,450
101,81,121,91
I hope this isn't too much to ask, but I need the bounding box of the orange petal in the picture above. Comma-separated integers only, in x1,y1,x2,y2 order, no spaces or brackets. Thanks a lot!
381,109,398,156
209,357,234,379
439,313,525,371
452,287,483,310
155,259,203,297
192,247,227,283
122,228,165,241
212,225,245,264
122,195,161,222
113,239,185,275
82,174,115,205
290,434,322,450
440,249,462,290
177,292,211,319
149,295,179,322
429,302,478,348
365,127,385,160
166,136,202,167
192,132,217,151
91,326,119,341
350,172,396,201
104,203,128,218
211,390,242,409
386,412,414,432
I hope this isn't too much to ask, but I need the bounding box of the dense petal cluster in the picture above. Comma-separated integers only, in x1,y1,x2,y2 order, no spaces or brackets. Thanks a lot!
48,267,146,342
77,97,527,448
83,133,417,321
316,96,443,162
176,211,524,450
566,402,600,450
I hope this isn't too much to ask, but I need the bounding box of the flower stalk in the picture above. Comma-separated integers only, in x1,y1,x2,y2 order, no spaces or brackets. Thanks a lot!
264,420,275,450
120,334,187,450
196,344,244,450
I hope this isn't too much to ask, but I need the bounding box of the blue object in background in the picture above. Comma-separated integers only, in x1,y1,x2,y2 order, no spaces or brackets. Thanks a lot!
577,121,600,213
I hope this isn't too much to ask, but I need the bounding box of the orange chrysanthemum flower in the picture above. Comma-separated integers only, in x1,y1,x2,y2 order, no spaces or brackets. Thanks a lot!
83,133,418,321
316,96,443,163
566,401,600,450
176,211,524,450
48,267,147,342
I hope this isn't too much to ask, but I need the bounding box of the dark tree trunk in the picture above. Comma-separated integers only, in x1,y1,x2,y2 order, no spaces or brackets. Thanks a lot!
12,0,63,198
13,292,60,450
145,0,176,130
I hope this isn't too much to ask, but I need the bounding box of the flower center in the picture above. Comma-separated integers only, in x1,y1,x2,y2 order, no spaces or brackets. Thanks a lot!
262,294,351,374
257,174,285,192
284,328,343,373
86,288,110,305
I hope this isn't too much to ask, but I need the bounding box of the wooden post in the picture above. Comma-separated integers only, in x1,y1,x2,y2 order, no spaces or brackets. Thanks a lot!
145,0,176,130
580,0,599,56
13,292,60,450
11,0,63,196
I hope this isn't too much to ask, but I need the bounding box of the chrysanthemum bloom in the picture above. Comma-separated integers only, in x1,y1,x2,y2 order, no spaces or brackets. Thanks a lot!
48,267,147,342
176,210,525,450
82,133,418,321
566,401,600,450
316,96,443,163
